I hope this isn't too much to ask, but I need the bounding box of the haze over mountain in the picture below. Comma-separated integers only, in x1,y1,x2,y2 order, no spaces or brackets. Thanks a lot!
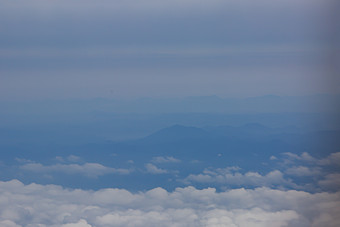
0,0,339,226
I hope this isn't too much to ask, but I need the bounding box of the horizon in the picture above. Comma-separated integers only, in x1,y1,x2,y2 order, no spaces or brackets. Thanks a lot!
0,0,339,226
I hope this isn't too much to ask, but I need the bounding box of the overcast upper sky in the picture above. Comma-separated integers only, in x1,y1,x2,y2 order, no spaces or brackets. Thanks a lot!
0,0,339,100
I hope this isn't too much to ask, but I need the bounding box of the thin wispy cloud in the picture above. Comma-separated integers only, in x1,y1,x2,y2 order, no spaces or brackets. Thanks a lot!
20,162,131,178
151,156,181,164
145,163,168,174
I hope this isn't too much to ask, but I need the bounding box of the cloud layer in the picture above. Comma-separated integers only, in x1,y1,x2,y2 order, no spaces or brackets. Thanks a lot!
0,180,339,227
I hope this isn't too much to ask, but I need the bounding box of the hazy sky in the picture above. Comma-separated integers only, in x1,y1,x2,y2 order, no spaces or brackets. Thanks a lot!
0,0,339,100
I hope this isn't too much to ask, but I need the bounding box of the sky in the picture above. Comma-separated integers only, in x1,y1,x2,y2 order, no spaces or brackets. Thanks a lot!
1,1,340,226
0,0,339,100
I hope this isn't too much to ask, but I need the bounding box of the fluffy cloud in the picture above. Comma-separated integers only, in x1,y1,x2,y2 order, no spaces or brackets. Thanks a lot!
61,220,91,227
20,162,131,178
145,163,168,174
0,180,339,226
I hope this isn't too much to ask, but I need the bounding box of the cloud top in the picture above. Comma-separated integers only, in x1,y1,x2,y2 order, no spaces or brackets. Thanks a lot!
0,180,339,226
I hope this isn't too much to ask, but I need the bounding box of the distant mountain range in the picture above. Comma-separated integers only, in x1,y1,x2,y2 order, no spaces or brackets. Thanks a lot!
1,122,339,190
67,123,339,167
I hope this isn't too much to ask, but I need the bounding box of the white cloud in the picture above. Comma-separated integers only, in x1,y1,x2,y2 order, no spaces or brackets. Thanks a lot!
318,152,340,166
61,219,91,227
0,180,339,226
151,156,181,163
270,155,278,160
20,162,131,178
282,152,316,163
318,173,340,190
203,166,241,175
15,158,33,164
66,155,82,163
55,155,82,163
285,166,322,177
0,220,21,227
275,152,340,190
280,152,340,169
145,163,168,174
183,168,293,188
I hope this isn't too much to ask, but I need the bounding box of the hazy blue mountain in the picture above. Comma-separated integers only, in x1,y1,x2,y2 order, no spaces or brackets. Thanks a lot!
0,109,339,191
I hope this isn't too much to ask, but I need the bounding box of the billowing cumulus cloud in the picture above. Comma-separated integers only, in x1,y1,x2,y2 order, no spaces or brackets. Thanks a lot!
20,162,131,178
0,180,339,226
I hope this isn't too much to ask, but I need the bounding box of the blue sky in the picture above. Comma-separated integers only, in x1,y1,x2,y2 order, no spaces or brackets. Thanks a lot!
1,1,340,226
0,0,339,100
